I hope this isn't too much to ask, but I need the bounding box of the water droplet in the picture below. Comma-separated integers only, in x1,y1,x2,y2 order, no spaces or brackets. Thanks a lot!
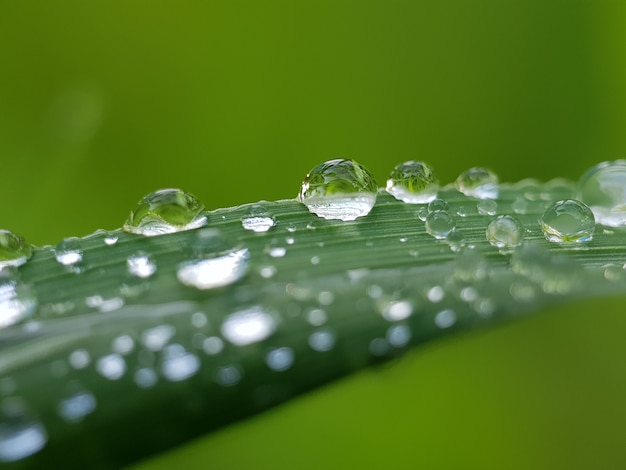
241,204,275,233
0,271,37,329
308,330,336,351
425,211,456,239
386,161,439,204
177,229,249,290
103,233,118,246
434,309,456,328
215,365,242,387
191,312,208,328
141,325,175,351
427,286,445,303
58,391,96,423
68,349,90,369
202,336,224,355
417,207,428,221
445,230,466,253
259,265,277,278
511,196,529,214
511,243,579,294
541,199,595,243
305,308,327,326
578,160,626,227
298,159,377,221
134,368,157,388
486,215,524,251
266,347,294,371
455,167,499,199
127,251,156,279
54,237,83,266
112,335,135,355
386,324,411,347
123,188,207,236
0,398,47,462
310,256,320,265
161,344,200,382
0,230,32,269
221,306,276,346
477,199,497,216
268,246,287,258
428,198,449,213
381,300,413,321
96,354,126,380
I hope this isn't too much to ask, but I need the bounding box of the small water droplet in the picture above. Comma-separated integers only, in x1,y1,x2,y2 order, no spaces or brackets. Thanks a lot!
511,196,529,214
455,167,499,199
134,368,157,388
112,335,135,355
141,325,175,351
259,265,277,278
477,199,497,216
266,347,294,371
103,233,118,246
127,251,157,279
287,224,297,233
386,161,439,204
54,237,83,266
541,199,595,243
0,270,37,329
191,312,208,328
578,160,626,227
298,159,377,221
123,188,207,236
310,256,320,265
445,230,466,253
68,349,90,369
215,365,242,387
308,330,336,351
0,398,47,462
161,344,200,382
427,286,445,303
386,324,411,347
58,391,96,423
221,306,276,346
428,198,449,213
267,246,287,258
434,309,456,328
486,215,524,251
202,336,224,355
381,300,413,321
285,236,295,245
417,207,428,221
0,230,33,269
305,308,327,326
96,354,126,380
177,249,249,290
425,211,456,239
241,204,275,233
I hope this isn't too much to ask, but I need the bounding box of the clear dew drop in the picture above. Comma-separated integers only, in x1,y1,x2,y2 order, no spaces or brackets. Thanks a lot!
177,229,249,290
486,215,524,251
141,325,175,351
477,199,497,216
386,160,439,204
103,232,118,246
428,198,449,213
578,160,626,227
221,306,276,346
134,368,157,388
68,349,90,369
0,230,33,269
386,324,411,347
445,230,466,253
434,309,456,328
126,251,157,279
540,199,595,243
266,347,294,371
0,398,47,462
298,159,377,221
241,204,275,233
0,270,37,329
123,188,207,236
215,365,242,387
58,391,96,423
455,167,499,199
96,353,126,380
54,237,83,266
308,330,336,352
425,211,456,239
381,300,413,322
161,344,200,382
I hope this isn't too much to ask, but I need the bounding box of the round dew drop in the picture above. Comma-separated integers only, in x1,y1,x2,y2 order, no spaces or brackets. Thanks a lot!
455,167,499,199
54,237,83,266
241,204,275,233
123,188,207,236
386,160,439,204
541,199,595,243
578,160,626,227
486,215,524,251
425,211,456,239
298,159,377,221
0,230,33,269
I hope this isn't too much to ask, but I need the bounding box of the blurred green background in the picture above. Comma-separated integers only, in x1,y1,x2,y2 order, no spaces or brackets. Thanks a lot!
1,1,625,468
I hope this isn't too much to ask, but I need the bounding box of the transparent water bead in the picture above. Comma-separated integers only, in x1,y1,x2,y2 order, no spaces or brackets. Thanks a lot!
127,251,157,279
54,237,83,266
0,230,32,269
123,188,207,236
578,160,626,227
221,306,276,346
541,199,595,243
425,211,456,239
0,398,47,462
386,160,438,204
241,204,275,233
486,215,524,251
177,228,249,290
0,270,37,329
298,159,377,221
455,167,499,199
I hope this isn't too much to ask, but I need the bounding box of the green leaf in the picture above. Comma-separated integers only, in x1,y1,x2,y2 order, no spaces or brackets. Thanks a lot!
2,180,626,469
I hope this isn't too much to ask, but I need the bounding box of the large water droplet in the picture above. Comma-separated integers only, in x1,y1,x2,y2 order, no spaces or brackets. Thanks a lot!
0,398,47,462
486,215,524,251
54,237,83,266
298,159,377,221
0,270,37,329
425,211,456,239
455,167,499,199
177,229,249,290
386,161,438,204
541,199,595,243
126,252,157,279
0,230,33,269
241,204,275,233
123,188,207,236
578,160,626,227
221,306,276,346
